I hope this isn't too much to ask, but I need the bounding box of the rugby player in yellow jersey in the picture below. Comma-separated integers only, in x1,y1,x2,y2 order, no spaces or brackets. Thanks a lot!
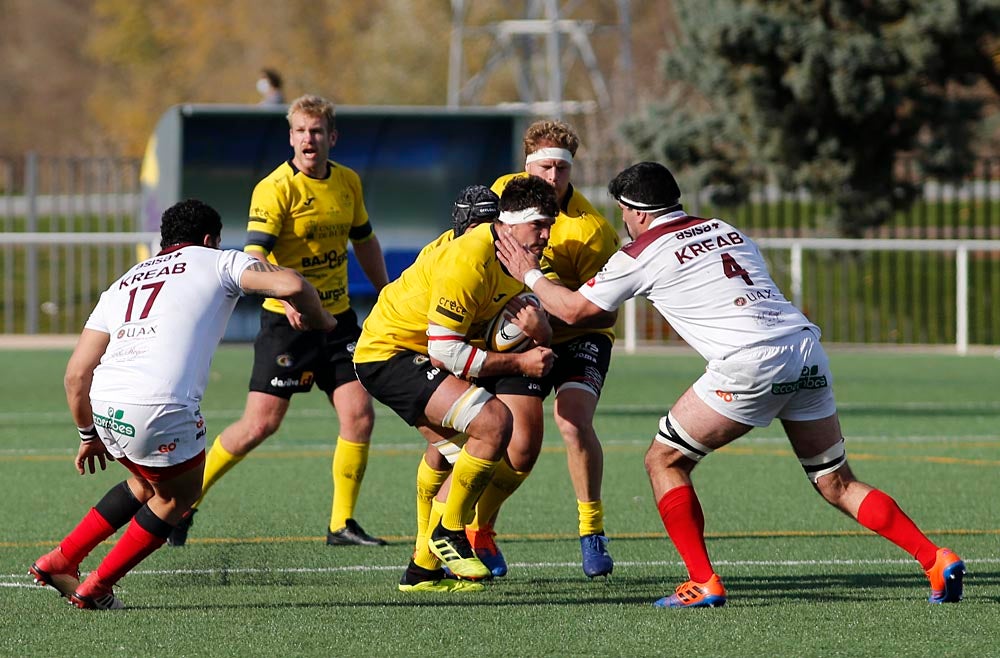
354,176,557,591
167,95,391,548
411,184,552,579
489,119,621,578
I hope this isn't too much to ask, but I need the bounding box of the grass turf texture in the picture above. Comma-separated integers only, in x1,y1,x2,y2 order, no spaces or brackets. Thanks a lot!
1,346,997,657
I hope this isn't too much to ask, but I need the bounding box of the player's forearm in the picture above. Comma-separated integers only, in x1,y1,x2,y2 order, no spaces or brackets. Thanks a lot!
530,276,598,325
354,237,389,292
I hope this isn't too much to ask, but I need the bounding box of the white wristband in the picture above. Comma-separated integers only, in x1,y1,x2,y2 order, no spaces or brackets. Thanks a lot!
77,424,99,442
523,269,544,290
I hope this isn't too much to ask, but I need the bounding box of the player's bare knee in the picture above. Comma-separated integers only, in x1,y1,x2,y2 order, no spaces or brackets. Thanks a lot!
127,477,155,503
473,400,513,452
339,409,375,442
507,444,539,472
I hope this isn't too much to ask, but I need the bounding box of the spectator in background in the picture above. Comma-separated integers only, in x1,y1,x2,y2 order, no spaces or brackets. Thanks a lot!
257,69,285,105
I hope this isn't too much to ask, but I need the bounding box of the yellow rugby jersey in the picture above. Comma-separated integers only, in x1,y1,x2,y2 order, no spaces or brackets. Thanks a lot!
354,222,529,363
492,173,621,343
246,160,374,315
416,228,456,259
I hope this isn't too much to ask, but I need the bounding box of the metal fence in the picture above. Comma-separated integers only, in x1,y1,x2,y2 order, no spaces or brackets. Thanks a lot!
0,153,142,333
2,151,999,350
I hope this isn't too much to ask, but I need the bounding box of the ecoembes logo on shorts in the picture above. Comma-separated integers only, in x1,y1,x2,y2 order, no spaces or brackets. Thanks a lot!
771,365,828,395
93,407,136,437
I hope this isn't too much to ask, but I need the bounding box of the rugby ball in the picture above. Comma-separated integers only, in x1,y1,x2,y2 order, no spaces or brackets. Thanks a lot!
484,292,542,353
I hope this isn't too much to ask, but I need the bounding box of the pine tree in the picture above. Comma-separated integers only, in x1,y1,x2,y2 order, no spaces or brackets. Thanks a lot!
622,0,1000,236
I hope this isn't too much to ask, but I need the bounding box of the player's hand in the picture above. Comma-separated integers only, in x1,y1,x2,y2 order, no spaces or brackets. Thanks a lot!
280,299,307,330
496,233,540,282
517,345,555,378
509,299,552,345
75,439,114,475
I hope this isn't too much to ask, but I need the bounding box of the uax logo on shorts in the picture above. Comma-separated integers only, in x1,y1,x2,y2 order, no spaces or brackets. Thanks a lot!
93,408,136,437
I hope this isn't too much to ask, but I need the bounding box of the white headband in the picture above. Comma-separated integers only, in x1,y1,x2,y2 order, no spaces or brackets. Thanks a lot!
616,193,677,213
525,148,573,166
499,207,551,224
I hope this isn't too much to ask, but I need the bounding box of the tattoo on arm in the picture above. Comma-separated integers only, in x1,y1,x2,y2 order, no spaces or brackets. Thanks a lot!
247,261,283,273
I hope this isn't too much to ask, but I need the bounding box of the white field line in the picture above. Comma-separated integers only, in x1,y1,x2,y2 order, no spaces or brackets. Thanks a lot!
4,556,1000,589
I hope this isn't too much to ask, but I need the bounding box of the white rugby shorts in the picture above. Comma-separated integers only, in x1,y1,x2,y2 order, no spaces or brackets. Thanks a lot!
89,400,208,468
692,328,837,427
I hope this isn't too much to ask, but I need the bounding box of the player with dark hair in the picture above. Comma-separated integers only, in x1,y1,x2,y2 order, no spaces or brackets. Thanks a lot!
168,94,390,549
410,181,555,579
30,199,334,609
497,161,966,608
355,175,556,591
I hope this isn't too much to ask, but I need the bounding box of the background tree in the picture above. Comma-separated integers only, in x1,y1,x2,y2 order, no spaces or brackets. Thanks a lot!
621,0,1000,237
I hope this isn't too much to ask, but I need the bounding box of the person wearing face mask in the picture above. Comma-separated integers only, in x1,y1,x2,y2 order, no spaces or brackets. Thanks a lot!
257,68,285,105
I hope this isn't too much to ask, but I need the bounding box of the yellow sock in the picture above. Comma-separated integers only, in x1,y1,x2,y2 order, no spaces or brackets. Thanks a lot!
413,500,446,571
442,447,498,531
578,499,605,536
194,436,245,508
415,456,450,552
329,437,369,531
470,460,529,531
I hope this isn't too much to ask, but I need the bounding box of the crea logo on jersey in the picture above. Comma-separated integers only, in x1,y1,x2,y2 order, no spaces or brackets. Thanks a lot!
93,408,136,437
270,372,314,388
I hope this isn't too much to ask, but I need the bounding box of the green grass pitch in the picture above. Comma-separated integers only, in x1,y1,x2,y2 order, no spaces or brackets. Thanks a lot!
1,346,997,657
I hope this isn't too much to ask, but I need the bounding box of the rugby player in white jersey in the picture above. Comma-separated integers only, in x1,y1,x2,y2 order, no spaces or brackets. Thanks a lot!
496,161,966,608
29,199,335,610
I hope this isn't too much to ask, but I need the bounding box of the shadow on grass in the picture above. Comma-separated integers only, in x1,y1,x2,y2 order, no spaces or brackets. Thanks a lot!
133,569,1000,611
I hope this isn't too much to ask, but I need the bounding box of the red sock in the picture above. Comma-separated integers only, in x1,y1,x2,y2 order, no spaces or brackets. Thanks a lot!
59,508,115,565
93,510,169,587
856,489,938,570
657,485,714,583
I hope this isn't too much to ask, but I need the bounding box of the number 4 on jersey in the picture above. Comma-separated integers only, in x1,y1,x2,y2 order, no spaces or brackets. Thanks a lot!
721,253,753,286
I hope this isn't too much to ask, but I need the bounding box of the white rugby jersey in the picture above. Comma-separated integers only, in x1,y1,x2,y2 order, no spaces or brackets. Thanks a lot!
86,244,256,404
579,212,818,361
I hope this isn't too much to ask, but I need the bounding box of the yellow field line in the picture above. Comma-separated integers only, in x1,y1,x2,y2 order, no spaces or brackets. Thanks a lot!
3,527,998,550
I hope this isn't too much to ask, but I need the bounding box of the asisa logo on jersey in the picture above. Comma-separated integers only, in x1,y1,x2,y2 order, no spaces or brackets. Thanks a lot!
674,222,719,240
93,407,136,437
